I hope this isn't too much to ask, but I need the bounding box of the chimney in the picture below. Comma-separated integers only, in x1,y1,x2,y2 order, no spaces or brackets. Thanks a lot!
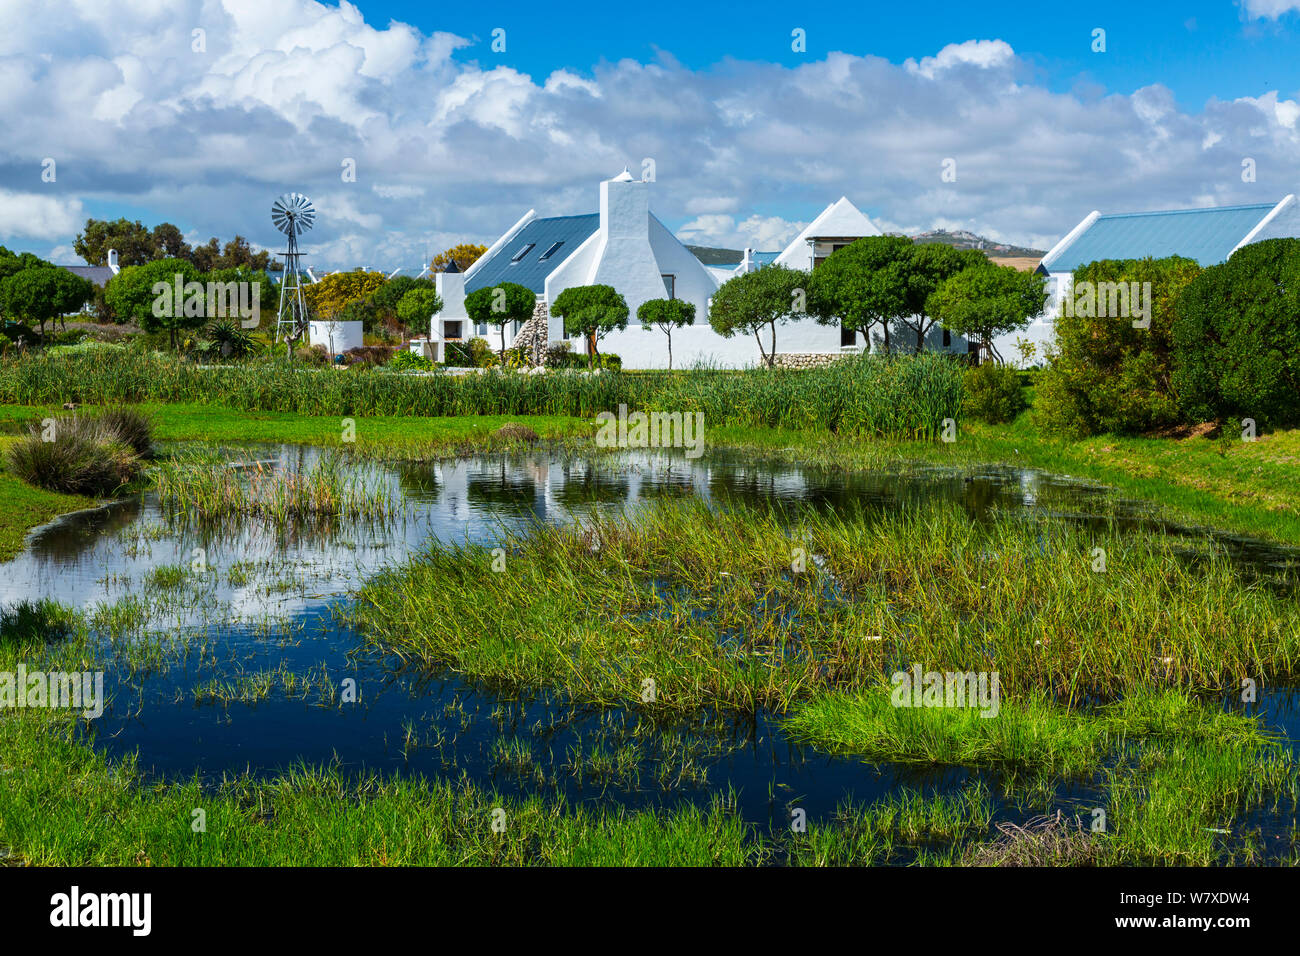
107,248,119,274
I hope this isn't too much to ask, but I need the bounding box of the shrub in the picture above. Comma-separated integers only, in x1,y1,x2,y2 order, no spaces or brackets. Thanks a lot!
6,415,140,495
1035,256,1199,438
445,336,498,368
962,362,1026,423
387,349,436,372
294,345,331,367
93,406,155,458
1172,238,1300,429
341,345,394,367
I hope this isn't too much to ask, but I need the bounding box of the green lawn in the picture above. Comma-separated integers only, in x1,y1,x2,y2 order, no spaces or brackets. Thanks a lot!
0,402,595,449
0,436,95,562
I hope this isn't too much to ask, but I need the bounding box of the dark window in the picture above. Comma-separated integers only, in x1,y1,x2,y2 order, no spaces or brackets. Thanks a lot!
840,324,857,347
539,241,564,261
510,243,535,263
662,274,675,298
942,328,951,347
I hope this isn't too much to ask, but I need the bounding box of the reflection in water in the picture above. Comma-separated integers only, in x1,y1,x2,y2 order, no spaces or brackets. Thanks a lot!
6,444,1299,837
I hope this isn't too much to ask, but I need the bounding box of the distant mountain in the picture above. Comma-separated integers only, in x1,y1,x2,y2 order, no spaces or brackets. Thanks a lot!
910,229,1044,259
686,244,743,265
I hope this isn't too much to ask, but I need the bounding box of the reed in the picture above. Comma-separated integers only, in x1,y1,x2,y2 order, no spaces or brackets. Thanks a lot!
152,452,397,522
0,350,964,438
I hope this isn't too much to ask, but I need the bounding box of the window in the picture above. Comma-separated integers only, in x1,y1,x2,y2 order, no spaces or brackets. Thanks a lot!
510,243,535,263
444,321,463,340
840,324,857,347
661,274,675,298
942,328,951,347
539,241,564,261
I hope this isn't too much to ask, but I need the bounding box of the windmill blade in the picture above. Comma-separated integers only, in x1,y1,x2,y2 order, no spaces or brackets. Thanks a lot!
271,192,316,236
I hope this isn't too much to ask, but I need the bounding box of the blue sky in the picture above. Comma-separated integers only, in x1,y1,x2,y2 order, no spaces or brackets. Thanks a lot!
412,0,1294,109
1,0,1299,267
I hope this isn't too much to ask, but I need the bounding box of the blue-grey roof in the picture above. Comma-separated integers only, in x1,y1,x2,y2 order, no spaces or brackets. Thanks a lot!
466,214,599,294
59,265,115,287
1042,203,1277,273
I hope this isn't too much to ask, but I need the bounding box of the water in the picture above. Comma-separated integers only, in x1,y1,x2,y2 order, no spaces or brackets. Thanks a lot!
6,444,1299,843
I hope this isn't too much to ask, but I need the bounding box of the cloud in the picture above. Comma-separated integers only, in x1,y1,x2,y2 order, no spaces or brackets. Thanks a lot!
1,3,1299,267
1240,0,1300,18
0,189,85,242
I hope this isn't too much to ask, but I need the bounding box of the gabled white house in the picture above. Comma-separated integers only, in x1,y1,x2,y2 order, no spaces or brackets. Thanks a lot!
1022,195,1300,362
430,173,889,369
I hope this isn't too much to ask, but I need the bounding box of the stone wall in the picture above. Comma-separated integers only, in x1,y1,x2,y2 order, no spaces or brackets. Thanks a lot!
772,352,844,370
513,300,550,366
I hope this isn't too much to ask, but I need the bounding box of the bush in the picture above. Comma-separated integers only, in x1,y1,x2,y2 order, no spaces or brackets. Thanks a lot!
341,345,395,368
93,406,155,458
5,411,147,495
294,345,331,367
1172,238,1300,428
1035,256,1199,438
962,362,1026,423
445,337,498,368
387,350,436,372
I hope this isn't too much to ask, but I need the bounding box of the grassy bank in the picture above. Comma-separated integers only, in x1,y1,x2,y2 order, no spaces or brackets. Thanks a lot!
0,436,95,561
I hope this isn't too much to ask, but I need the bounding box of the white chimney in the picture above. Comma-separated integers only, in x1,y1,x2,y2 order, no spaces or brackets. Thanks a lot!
107,248,119,274
590,168,665,310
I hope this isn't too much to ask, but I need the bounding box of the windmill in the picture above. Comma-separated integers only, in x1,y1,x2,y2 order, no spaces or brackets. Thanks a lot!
271,192,316,347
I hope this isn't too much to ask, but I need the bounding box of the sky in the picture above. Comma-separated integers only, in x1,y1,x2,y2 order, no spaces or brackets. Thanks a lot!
2,0,1299,269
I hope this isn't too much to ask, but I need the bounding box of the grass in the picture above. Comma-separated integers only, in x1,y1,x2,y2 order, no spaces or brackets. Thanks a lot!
152,451,397,522
0,444,94,561
0,350,963,436
3,408,152,496
354,497,1300,710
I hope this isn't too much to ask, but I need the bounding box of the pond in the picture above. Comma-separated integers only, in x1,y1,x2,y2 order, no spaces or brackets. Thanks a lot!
6,444,1300,845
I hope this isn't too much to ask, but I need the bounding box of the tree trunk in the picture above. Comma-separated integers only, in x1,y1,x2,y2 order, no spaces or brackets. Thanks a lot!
666,329,673,371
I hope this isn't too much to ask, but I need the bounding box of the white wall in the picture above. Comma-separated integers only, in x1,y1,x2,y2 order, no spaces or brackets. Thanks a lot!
308,320,363,354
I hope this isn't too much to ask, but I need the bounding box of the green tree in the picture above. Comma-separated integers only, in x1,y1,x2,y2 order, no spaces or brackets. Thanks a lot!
901,243,988,350
927,263,1046,363
466,281,537,361
710,265,807,367
373,275,436,333
637,297,695,370
203,266,278,332
1035,256,1200,438
806,236,912,351
550,284,628,367
1173,239,1300,429
104,258,206,350
0,266,93,336
396,287,444,332
74,218,158,267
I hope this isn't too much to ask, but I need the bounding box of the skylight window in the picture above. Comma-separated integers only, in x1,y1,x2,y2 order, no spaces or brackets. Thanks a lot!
538,241,564,261
510,243,535,263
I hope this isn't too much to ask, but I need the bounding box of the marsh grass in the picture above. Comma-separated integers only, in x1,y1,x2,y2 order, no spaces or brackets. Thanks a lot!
153,452,397,522
4,409,149,496
355,497,1300,711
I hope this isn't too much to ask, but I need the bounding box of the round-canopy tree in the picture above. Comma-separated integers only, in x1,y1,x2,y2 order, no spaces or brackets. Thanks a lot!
550,284,629,367
710,265,808,367
103,258,207,349
0,265,93,337
927,263,1046,363
1173,238,1300,429
465,281,535,361
637,297,695,370
396,287,444,334
806,236,911,351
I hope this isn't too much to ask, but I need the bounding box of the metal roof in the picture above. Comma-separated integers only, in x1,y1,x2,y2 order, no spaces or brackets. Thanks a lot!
466,214,599,294
59,265,115,287
1042,202,1277,273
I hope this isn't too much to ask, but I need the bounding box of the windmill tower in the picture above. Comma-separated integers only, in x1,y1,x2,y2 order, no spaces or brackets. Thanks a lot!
271,192,315,347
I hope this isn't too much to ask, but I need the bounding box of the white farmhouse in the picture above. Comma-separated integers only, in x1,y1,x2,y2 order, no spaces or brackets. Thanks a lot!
1022,195,1300,363
430,171,888,369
